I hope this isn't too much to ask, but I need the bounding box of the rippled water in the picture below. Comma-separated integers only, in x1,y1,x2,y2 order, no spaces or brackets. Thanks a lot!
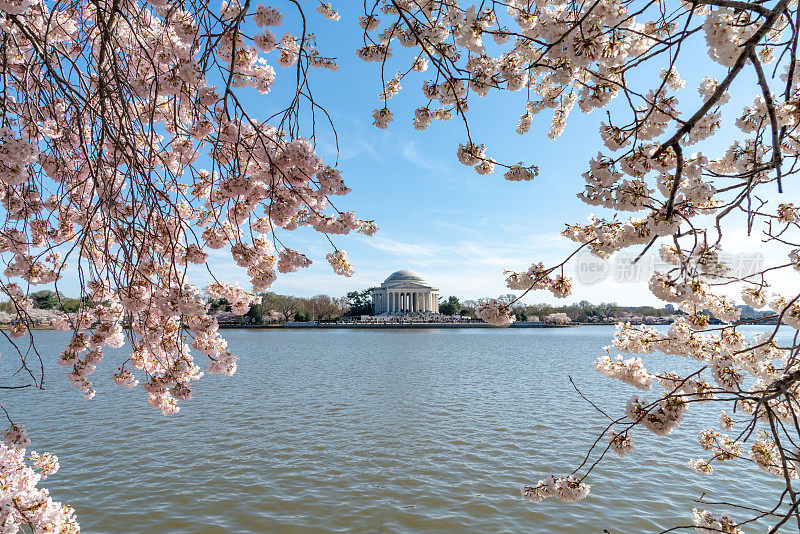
0,327,790,533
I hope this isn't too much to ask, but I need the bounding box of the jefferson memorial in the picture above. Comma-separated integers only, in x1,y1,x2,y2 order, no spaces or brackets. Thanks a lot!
371,270,439,315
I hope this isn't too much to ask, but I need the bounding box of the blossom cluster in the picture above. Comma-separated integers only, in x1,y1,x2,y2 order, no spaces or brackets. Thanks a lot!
595,354,652,390
0,427,79,533
750,430,798,479
326,250,355,277
608,431,634,457
521,475,591,503
692,509,742,534
504,263,573,298
475,299,515,326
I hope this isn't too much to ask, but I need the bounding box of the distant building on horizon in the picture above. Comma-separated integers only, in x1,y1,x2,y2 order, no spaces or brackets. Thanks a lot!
371,270,439,315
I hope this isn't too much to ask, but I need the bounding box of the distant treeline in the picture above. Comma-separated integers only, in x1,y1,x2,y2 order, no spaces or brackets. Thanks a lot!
437,295,672,323
0,290,92,313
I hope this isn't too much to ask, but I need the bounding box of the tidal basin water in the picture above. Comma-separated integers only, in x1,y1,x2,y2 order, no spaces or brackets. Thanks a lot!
0,326,790,533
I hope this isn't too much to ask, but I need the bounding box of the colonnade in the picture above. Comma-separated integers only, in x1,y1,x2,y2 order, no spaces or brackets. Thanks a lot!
372,290,438,314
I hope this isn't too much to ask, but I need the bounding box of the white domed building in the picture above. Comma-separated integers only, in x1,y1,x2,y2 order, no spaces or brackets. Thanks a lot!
371,270,439,315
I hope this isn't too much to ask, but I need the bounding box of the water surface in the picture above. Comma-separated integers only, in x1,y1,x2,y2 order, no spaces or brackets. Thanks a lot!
0,327,787,533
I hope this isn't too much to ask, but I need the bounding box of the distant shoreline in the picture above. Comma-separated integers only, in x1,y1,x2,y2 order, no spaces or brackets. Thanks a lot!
218,321,576,329
215,319,781,329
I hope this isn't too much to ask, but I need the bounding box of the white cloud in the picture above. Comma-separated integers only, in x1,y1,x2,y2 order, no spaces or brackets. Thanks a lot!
366,236,437,257
401,140,448,173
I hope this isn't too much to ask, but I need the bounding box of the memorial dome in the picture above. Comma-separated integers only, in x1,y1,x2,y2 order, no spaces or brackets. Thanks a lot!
383,269,427,285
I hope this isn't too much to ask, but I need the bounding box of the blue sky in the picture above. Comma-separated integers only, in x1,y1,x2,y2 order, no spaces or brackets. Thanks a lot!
202,3,799,306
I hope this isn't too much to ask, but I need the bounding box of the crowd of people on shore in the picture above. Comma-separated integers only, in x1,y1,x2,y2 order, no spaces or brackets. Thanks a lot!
337,313,487,325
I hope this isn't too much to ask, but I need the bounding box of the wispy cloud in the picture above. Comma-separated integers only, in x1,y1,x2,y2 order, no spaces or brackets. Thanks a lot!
366,236,437,257
339,136,382,162
401,140,448,173
318,134,382,163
